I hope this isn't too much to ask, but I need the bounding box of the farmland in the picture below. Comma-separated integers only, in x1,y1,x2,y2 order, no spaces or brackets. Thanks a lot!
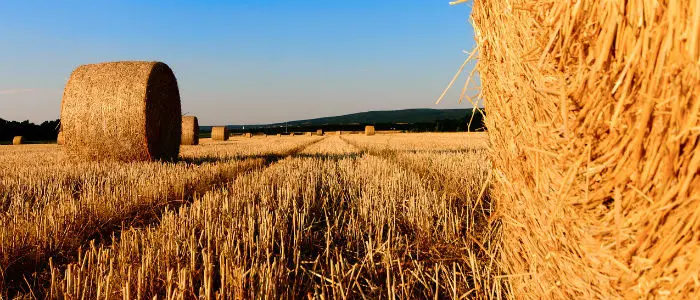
0,132,501,299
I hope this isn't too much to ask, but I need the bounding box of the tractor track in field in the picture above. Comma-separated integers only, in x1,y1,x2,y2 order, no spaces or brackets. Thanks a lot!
2,137,326,299
338,136,497,255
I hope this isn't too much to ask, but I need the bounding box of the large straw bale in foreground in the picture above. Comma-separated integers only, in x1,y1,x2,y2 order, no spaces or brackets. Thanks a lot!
12,136,23,145
211,127,228,141
470,0,699,298
181,116,199,145
61,61,181,161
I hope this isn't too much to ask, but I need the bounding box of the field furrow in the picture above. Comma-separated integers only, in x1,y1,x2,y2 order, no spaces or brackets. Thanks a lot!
0,136,323,297
1,133,495,299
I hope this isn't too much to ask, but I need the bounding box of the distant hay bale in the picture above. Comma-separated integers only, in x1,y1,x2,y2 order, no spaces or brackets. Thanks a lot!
211,127,228,141
244,133,252,138
276,133,281,137
181,116,199,145
290,133,295,137
305,132,312,136
60,61,181,161
316,129,323,136
364,126,375,136
469,0,700,298
12,136,23,145
57,131,64,145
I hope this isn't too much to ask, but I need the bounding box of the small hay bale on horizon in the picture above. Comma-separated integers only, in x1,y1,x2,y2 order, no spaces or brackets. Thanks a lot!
365,126,375,136
316,129,323,136
181,116,199,145
211,127,228,141
60,61,181,161
12,136,23,145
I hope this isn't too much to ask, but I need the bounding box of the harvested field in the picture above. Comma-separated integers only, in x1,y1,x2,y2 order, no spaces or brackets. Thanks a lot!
0,133,497,299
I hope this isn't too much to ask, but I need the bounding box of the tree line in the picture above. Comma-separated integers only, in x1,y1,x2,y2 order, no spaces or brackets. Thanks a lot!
0,118,60,142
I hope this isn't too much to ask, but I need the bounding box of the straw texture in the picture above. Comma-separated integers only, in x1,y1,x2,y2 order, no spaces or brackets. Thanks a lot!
211,127,228,141
181,116,199,145
365,126,375,136
12,136,23,145
469,0,700,298
57,132,64,145
60,61,182,161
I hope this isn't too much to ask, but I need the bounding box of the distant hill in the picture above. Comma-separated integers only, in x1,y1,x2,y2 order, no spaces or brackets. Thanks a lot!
269,108,475,126
203,108,482,129
198,108,485,136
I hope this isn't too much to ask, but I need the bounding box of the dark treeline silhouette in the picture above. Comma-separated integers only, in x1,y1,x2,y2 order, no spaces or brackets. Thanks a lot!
222,110,486,135
0,118,60,143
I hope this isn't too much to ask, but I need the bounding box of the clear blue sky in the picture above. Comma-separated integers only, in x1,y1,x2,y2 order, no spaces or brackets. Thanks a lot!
0,0,477,125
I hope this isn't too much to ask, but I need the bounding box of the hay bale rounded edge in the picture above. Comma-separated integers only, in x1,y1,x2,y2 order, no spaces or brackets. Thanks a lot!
12,136,23,145
181,116,199,145
57,131,64,145
211,127,228,141
60,61,182,161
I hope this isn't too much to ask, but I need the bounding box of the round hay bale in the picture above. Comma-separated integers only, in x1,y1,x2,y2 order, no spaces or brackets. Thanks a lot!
290,133,295,137
276,133,281,137
244,133,252,138
365,126,375,136
211,126,228,141
305,132,312,136
61,61,181,161
57,131,64,145
469,0,700,298
181,116,199,145
316,129,323,136
12,136,23,145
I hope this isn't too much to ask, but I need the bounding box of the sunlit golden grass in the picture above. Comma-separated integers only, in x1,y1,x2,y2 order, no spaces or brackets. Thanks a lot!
0,133,498,299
